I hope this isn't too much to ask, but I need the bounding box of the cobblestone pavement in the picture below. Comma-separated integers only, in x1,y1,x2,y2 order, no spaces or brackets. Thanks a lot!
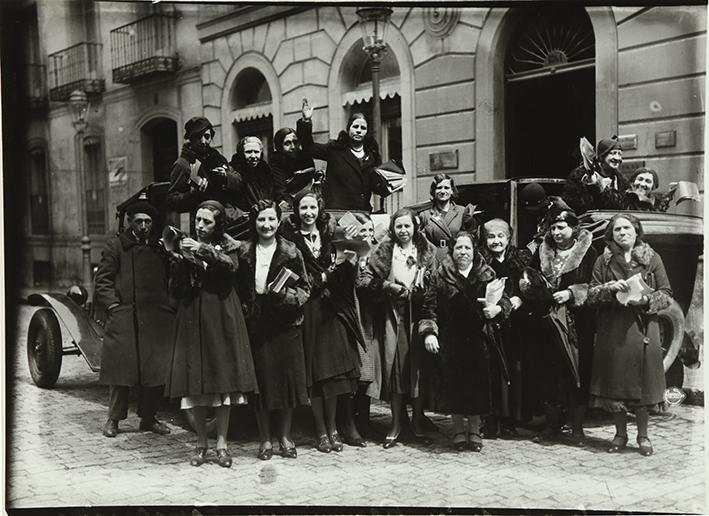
7,305,706,512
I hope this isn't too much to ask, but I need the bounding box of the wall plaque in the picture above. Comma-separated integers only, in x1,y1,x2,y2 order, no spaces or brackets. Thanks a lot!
617,134,637,150
655,130,677,148
429,149,459,171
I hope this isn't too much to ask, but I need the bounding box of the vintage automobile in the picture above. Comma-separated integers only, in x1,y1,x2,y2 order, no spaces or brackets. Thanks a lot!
27,178,702,393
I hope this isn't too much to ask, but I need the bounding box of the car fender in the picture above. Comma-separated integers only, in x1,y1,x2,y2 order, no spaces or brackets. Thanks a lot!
27,293,103,372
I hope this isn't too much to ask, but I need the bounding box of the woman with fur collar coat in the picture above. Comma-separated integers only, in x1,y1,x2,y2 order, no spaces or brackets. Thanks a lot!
587,214,672,456
526,208,597,444
357,208,438,448
419,231,512,451
279,191,366,451
236,200,310,461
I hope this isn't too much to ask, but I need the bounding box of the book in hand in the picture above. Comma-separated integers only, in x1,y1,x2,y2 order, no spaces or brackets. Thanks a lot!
268,267,300,294
337,211,363,232
616,273,653,306
375,160,407,194
286,167,317,193
332,238,371,265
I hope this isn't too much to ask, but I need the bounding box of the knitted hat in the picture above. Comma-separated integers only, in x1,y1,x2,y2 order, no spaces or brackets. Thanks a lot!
125,199,159,220
520,182,547,211
184,117,214,140
596,136,621,161
630,167,659,190
197,199,226,216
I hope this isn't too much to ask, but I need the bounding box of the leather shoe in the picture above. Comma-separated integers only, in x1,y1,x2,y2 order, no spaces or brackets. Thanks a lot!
607,434,628,453
329,432,344,452
637,436,653,456
469,433,483,452
570,429,587,447
190,447,207,467
344,436,367,448
139,418,171,435
411,430,433,445
383,430,401,449
452,432,468,451
216,448,232,468
316,435,332,453
257,446,273,461
279,444,297,459
102,419,118,438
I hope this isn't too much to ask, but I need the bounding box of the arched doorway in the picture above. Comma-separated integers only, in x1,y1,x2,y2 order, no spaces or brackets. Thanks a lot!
230,67,273,161
504,7,596,179
140,117,178,183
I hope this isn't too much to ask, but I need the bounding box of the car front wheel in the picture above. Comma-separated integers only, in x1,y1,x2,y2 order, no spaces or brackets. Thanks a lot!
27,308,63,388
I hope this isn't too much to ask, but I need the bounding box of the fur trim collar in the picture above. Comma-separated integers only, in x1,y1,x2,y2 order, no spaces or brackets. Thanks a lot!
239,236,299,268
215,233,239,254
539,229,593,281
602,240,655,266
368,235,436,281
438,254,495,286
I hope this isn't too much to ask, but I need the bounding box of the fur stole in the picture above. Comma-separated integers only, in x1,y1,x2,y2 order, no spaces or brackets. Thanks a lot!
602,240,655,267
539,229,593,282
368,234,437,282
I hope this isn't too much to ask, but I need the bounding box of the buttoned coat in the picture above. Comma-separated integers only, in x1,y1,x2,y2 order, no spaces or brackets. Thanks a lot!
96,230,175,387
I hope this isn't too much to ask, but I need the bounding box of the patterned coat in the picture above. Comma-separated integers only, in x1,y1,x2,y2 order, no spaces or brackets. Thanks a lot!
587,242,672,407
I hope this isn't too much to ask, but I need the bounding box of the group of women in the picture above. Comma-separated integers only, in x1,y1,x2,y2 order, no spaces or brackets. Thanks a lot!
162,105,674,467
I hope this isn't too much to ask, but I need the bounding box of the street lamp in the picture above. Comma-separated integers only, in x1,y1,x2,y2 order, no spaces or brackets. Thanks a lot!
356,6,393,144
68,89,92,295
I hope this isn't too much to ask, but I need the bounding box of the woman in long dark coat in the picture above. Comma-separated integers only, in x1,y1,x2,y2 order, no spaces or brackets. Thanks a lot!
297,98,389,212
419,231,511,451
165,200,258,468
236,200,310,460
479,218,533,438
587,214,672,456
524,207,597,444
419,174,479,262
280,190,366,451
357,208,438,448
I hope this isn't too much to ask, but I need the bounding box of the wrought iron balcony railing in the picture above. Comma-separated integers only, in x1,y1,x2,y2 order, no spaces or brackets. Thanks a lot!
48,42,105,102
110,13,179,84
26,63,47,109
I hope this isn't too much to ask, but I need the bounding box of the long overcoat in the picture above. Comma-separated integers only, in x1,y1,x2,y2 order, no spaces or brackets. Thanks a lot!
587,242,671,407
96,230,175,387
296,118,389,211
164,233,258,398
356,235,437,400
528,229,597,404
279,215,364,388
419,202,479,261
418,255,512,415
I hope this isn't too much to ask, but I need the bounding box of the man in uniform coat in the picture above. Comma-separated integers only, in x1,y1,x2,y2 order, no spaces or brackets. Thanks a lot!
95,199,175,438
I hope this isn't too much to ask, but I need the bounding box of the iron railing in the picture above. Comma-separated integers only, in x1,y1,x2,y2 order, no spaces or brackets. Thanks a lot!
48,42,104,101
110,13,178,84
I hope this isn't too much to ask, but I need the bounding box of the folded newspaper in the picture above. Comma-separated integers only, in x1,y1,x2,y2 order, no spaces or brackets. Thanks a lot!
616,273,653,306
375,160,407,194
268,267,300,294
484,277,507,306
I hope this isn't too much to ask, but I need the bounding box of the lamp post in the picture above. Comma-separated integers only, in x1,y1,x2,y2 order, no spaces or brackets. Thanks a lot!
69,89,92,295
356,7,393,145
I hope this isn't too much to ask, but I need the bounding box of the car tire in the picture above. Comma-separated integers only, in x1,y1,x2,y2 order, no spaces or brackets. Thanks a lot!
184,407,217,438
658,298,685,374
27,308,63,388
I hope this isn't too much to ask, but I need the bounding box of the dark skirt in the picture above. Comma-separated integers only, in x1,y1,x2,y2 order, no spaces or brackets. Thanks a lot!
165,288,258,399
250,322,309,411
302,293,360,397
388,302,412,396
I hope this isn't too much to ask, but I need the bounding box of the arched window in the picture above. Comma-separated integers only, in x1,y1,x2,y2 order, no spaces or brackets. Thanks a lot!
340,41,402,163
230,67,273,161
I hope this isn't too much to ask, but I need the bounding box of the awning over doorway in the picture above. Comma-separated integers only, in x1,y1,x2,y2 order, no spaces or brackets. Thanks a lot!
342,77,400,106
231,102,272,123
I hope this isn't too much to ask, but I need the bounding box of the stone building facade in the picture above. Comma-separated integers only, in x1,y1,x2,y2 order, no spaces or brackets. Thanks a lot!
11,1,706,288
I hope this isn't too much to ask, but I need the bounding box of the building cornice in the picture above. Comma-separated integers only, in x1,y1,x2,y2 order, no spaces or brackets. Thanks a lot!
197,5,312,42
